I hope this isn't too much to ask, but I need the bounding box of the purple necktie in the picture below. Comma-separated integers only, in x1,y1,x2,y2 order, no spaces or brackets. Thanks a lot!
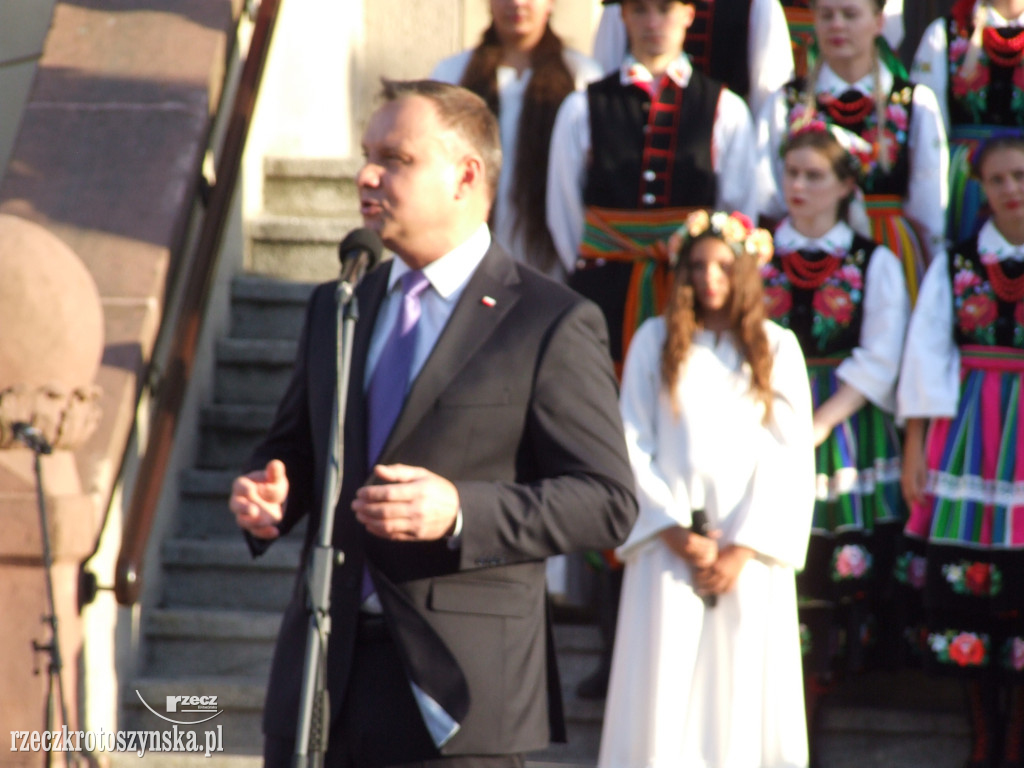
367,269,431,466
362,270,430,603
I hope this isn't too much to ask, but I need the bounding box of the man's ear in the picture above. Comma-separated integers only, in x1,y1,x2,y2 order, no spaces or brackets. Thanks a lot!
680,2,697,30
455,153,486,200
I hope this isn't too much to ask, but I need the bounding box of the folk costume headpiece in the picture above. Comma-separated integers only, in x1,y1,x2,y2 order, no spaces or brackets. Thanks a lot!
785,109,877,181
669,210,774,267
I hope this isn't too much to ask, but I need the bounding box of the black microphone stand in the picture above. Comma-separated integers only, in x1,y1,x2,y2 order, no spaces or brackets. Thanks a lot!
14,424,72,768
292,277,361,768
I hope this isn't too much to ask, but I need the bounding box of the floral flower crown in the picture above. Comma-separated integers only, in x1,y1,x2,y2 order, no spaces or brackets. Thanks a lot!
670,210,774,267
785,107,877,179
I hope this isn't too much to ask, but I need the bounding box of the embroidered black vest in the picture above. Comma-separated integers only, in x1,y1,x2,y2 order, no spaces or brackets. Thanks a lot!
585,69,720,209
763,234,877,356
784,77,916,196
947,239,1024,349
946,16,1024,126
684,0,753,99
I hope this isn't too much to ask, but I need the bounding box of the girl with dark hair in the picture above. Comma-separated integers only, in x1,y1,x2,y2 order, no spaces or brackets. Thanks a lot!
899,133,1024,768
765,121,910,762
432,0,601,281
913,0,1024,244
758,0,948,304
599,211,816,768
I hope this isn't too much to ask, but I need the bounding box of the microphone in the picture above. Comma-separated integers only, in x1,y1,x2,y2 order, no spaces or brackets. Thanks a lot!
338,228,383,286
690,508,717,608
12,422,53,455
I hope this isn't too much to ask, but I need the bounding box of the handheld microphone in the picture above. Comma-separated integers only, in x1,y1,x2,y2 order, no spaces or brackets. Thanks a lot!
338,228,383,286
12,422,53,455
690,508,717,608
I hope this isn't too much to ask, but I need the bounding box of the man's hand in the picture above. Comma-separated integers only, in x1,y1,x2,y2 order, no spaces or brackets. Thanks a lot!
694,544,755,596
229,459,288,540
353,464,460,541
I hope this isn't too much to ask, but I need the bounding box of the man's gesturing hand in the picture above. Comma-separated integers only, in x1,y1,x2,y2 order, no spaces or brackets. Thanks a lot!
229,459,289,540
353,464,460,541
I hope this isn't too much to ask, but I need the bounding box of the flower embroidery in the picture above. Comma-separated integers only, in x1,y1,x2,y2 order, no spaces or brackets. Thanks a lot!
951,255,999,345
813,284,855,324
1005,637,1024,672
942,560,1002,597
831,543,872,581
929,629,990,667
763,285,792,317
893,551,927,589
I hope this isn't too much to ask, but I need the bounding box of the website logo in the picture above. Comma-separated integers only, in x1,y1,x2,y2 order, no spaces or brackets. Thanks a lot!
135,691,222,725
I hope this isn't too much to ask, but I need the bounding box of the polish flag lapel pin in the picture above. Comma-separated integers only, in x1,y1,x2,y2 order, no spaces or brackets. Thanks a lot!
481,295,497,307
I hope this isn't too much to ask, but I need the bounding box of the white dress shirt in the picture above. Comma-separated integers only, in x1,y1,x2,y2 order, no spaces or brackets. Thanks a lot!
365,223,492,390
774,219,910,413
911,2,1024,132
590,0,796,118
546,53,760,275
756,61,949,254
431,48,602,281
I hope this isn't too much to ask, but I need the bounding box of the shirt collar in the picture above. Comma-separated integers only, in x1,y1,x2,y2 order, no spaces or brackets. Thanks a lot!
620,53,692,90
978,219,1024,262
774,218,855,253
975,0,1024,26
387,223,492,299
817,62,893,99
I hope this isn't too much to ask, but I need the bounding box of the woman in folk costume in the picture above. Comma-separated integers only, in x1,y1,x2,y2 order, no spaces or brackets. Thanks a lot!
763,120,910,764
781,0,904,79
598,210,816,768
899,134,1024,768
758,0,948,304
913,0,1024,245
431,0,601,282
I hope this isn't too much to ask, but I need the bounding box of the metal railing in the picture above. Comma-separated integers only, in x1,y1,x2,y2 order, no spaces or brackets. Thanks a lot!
114,0,283,605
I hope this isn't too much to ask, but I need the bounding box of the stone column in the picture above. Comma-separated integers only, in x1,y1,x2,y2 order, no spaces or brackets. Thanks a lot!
0,214,103,766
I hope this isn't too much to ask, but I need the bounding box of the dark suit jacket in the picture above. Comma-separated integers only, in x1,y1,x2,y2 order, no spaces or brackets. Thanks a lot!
246,243,638,756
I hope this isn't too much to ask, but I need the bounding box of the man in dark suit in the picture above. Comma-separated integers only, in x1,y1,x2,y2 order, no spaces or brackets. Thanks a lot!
229,79,638,768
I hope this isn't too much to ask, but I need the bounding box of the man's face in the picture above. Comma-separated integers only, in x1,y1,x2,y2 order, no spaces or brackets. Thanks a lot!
490,0,553,47
358,96,464,262
621,0,694,62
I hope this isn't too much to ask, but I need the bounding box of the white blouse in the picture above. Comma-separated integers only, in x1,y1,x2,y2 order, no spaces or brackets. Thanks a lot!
546,54,760,275
756,62,949,254
773,219,910,413
431,47,602,282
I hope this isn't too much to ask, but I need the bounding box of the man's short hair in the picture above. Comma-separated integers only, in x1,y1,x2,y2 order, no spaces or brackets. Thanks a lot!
379,79,502,202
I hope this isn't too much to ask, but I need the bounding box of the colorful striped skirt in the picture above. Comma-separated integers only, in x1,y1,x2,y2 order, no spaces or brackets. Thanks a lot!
947,124,998,247
900,346,1024,677
864,194,928,306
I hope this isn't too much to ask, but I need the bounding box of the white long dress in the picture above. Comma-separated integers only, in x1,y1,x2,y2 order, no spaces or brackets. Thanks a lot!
598,318,816,768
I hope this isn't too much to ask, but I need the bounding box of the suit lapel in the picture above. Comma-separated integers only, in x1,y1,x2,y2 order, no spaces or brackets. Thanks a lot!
378,245,521,465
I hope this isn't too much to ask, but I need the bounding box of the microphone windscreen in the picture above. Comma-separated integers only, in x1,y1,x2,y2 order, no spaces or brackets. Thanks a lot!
338,228,383,266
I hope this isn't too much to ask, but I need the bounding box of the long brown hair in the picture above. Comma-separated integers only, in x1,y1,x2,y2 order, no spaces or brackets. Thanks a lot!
460,23,574,272
661,233,775,420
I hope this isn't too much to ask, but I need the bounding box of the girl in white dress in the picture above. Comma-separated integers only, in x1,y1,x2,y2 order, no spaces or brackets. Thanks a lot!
598,210,816,768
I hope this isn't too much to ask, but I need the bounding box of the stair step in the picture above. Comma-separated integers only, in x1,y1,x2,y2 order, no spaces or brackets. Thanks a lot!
143,608,281,678
198,404,276,469
262,156,362,218
122,676,265,754
214,338,298,405
230,275,316,340
246,213,364,281
162,538,301,611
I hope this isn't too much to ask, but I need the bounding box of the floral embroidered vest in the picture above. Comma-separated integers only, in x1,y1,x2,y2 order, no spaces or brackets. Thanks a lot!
784,78,915,196
761,234,877,356
948,239,1024,348
946,10,1024,125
